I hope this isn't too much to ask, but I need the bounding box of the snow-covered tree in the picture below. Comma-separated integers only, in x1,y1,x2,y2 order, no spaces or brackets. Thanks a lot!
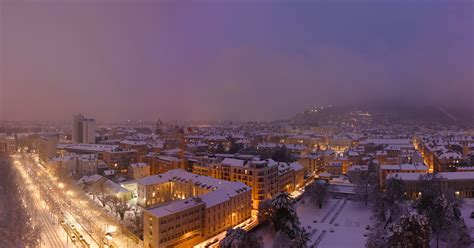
373,175,406,225
305,179,328,208
388,212,431,248
270,192,298,233
415,173,444,211
428,196,456,248
96,192,108,208
219,227,262,248
105,195,118,213
268,192,308,247
366,227,388,248
114,198,131,221
415,174,463,248
272,228,310,248
446,217,472,248
129,208,144,236
272,192,294,209
289,227,310,248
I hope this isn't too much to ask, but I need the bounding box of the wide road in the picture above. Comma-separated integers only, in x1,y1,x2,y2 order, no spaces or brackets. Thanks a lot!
1,155,73,248
12,154,96,248
13,153,141,248
26,176,74,248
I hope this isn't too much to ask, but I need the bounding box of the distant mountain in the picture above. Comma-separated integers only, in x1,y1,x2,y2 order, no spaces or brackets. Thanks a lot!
291,103,474,127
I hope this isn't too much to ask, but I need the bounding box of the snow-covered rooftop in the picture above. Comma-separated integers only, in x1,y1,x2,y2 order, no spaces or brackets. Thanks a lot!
380,163,428,171
147,198,204,218
141,169,250,215
221,158,245,167
389,172,474,181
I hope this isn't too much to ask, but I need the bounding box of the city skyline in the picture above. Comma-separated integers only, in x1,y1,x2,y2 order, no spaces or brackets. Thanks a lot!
1,1,473,122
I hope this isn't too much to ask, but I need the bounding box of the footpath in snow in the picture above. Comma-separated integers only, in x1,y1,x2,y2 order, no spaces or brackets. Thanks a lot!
257,197,373,248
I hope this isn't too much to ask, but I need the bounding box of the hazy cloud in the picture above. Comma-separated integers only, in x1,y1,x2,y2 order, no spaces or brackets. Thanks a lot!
1,1,472,121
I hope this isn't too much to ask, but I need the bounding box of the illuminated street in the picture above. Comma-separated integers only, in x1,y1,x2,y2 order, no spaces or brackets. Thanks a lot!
12,153,140,248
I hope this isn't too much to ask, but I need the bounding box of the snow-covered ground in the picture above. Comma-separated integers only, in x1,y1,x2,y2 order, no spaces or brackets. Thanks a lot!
257,197,373,248
461,199,474,240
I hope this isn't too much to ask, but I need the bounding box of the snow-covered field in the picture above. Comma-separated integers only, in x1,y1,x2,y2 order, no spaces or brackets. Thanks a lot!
258,197,373,248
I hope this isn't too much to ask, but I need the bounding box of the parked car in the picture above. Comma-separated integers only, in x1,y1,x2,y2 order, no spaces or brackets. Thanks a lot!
71,235,77,242
470,211,474,218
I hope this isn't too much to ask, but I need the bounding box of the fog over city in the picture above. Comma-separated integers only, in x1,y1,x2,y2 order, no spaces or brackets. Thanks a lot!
1,1,473,121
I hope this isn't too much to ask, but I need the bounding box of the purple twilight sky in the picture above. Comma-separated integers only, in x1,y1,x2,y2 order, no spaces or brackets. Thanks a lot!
1,1,473,121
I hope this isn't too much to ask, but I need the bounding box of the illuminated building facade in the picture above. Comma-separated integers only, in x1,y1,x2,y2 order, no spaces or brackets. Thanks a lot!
140,169,251,248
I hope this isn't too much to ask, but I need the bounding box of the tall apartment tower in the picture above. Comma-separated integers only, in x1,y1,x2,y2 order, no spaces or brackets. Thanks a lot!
72,114,96,144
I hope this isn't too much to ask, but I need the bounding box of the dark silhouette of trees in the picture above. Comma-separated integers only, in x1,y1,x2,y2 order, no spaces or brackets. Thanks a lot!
415,173,468,248
0,157,41,247
271,146,294,163
349,160,378,206
305,179,328,208
220,227,262,248
387,213,431,248
228,141,244,154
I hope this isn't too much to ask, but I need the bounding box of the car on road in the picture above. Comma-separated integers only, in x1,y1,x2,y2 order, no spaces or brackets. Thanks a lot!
470,211,474,218
79,235,84,241
60,221,65,226
71,235,77,242
71,224,75,230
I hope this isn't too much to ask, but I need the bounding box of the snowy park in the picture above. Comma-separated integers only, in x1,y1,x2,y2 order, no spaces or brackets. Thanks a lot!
256,196,373,248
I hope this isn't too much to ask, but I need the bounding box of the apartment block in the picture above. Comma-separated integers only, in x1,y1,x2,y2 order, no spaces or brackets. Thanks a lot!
379,163,428,188
192,158,304,209
38,135,58,164
0,135,16,153
129,162,150,180
101,148,139,170
139,169,251,248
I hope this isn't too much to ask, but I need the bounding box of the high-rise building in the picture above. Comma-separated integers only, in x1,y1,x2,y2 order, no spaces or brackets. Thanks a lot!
72,114,96,144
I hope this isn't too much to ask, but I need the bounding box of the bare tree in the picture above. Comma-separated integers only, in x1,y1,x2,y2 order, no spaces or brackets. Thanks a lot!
348,160,378,206
130,208,143,236
115,198,131,221
304,179,328,208
415,174,465,248
105,195,118,213
96,192,108,208
0,157,41,247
